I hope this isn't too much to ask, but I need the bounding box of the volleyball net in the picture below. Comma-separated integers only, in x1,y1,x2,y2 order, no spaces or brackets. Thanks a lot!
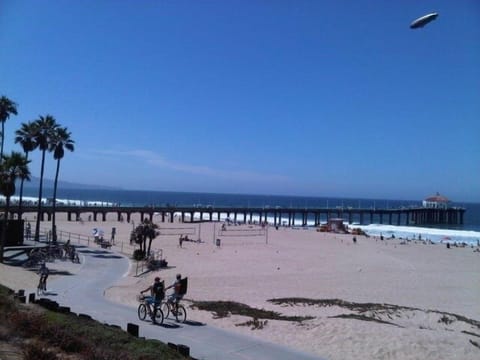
157,224,199,237
214,224,268,245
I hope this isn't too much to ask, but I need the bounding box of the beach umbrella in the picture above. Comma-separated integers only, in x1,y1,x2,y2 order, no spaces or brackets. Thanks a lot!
92,228,104,237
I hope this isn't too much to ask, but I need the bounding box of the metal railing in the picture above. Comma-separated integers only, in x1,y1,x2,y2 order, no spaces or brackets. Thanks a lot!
34,226,136,256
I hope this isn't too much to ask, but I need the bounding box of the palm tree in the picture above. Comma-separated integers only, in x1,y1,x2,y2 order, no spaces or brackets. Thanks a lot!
50,127,74,242
14,122,38,218
0,151,31,263
0,96,18,160
32,115,58,242
143,219,159,256
131,220,159,258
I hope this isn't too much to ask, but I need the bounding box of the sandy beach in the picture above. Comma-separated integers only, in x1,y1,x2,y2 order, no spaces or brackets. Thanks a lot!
2,214,479,359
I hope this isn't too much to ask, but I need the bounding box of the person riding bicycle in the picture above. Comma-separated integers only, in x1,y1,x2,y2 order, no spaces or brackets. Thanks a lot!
140,276,164,323
166,274,185,313
37,263,49,291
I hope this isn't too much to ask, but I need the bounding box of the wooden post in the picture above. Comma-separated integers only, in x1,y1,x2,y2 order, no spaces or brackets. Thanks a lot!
127,323,139,337
177,344,190,356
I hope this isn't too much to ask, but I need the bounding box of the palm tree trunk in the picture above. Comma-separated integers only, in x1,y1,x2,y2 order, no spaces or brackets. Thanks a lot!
34,150,46,242
147,236,154,257
143,236,148,257
0,121,4,160
0,195,11,263
52,158,61,243
18,152,29,220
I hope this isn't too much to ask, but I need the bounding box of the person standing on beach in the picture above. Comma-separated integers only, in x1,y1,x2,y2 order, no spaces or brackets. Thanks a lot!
25,222,31,240
179,235,184,248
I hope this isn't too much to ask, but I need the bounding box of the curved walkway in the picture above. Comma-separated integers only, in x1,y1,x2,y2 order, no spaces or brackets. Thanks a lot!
39,246,324,360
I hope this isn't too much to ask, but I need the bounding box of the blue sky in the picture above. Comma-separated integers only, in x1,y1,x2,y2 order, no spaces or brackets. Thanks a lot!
1,0,479,202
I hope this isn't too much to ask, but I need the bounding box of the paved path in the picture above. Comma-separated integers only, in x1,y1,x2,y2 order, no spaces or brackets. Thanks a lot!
37,247,324,360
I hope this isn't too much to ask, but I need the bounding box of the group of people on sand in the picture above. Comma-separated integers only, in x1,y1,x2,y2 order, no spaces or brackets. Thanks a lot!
140,273,186,324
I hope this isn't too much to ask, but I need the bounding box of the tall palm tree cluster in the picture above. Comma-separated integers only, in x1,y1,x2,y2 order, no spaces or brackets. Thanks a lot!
0,95,75,263
131,219,160,259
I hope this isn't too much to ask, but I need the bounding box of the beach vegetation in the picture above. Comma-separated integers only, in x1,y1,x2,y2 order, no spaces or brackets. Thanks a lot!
0,284,186,359
131,219,160,258
0,96,18,160
235,317,268,330
14,121,38,218
0,151,31,263
268,297,480,331
0,97,77,244
132,248,145,260
30,115,59,242
190,300,313,323
50,126,75,242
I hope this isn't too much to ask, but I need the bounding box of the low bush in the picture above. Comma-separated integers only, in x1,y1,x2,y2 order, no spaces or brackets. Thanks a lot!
133,249,145,260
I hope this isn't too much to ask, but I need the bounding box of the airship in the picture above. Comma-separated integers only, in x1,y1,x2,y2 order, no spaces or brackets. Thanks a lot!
410,12,439,29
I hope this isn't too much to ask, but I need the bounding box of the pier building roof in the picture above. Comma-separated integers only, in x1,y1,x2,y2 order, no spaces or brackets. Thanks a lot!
423,192,450,209
424,193,449,203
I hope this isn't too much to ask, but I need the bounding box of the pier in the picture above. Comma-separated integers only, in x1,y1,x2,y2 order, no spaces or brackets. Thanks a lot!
4,205,465,227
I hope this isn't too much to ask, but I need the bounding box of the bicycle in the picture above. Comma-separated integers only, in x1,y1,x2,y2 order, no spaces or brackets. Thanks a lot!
47,244,64,260
160,296,187,323
23,247,47,267
137,294,164,324
71,251,80,264
63,245,80,263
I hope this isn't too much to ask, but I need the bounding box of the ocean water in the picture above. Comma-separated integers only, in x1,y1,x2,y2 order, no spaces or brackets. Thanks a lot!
12,188,480,245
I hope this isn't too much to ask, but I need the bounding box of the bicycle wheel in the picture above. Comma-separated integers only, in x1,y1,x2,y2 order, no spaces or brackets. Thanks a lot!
137,303,147,320
160,302,170,319
174,304,187,323
37,281,44,296
153,307,164,324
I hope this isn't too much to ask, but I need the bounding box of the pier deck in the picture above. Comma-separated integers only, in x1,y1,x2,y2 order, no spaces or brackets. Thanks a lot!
3,205,465,227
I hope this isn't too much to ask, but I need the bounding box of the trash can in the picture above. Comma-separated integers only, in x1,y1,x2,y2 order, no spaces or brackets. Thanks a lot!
216,238,221,247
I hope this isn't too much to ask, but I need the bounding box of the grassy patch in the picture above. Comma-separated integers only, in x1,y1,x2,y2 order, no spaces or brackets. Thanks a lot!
469,339,480,349
331,313,402,327
190,300,313,322
236,318,268,330
268,298,480,330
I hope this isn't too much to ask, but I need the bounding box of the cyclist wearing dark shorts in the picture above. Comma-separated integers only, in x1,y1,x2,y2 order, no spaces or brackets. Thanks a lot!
141,277,164,323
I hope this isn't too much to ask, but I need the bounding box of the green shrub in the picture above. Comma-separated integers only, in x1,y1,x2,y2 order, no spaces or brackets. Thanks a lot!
133,249,145,260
